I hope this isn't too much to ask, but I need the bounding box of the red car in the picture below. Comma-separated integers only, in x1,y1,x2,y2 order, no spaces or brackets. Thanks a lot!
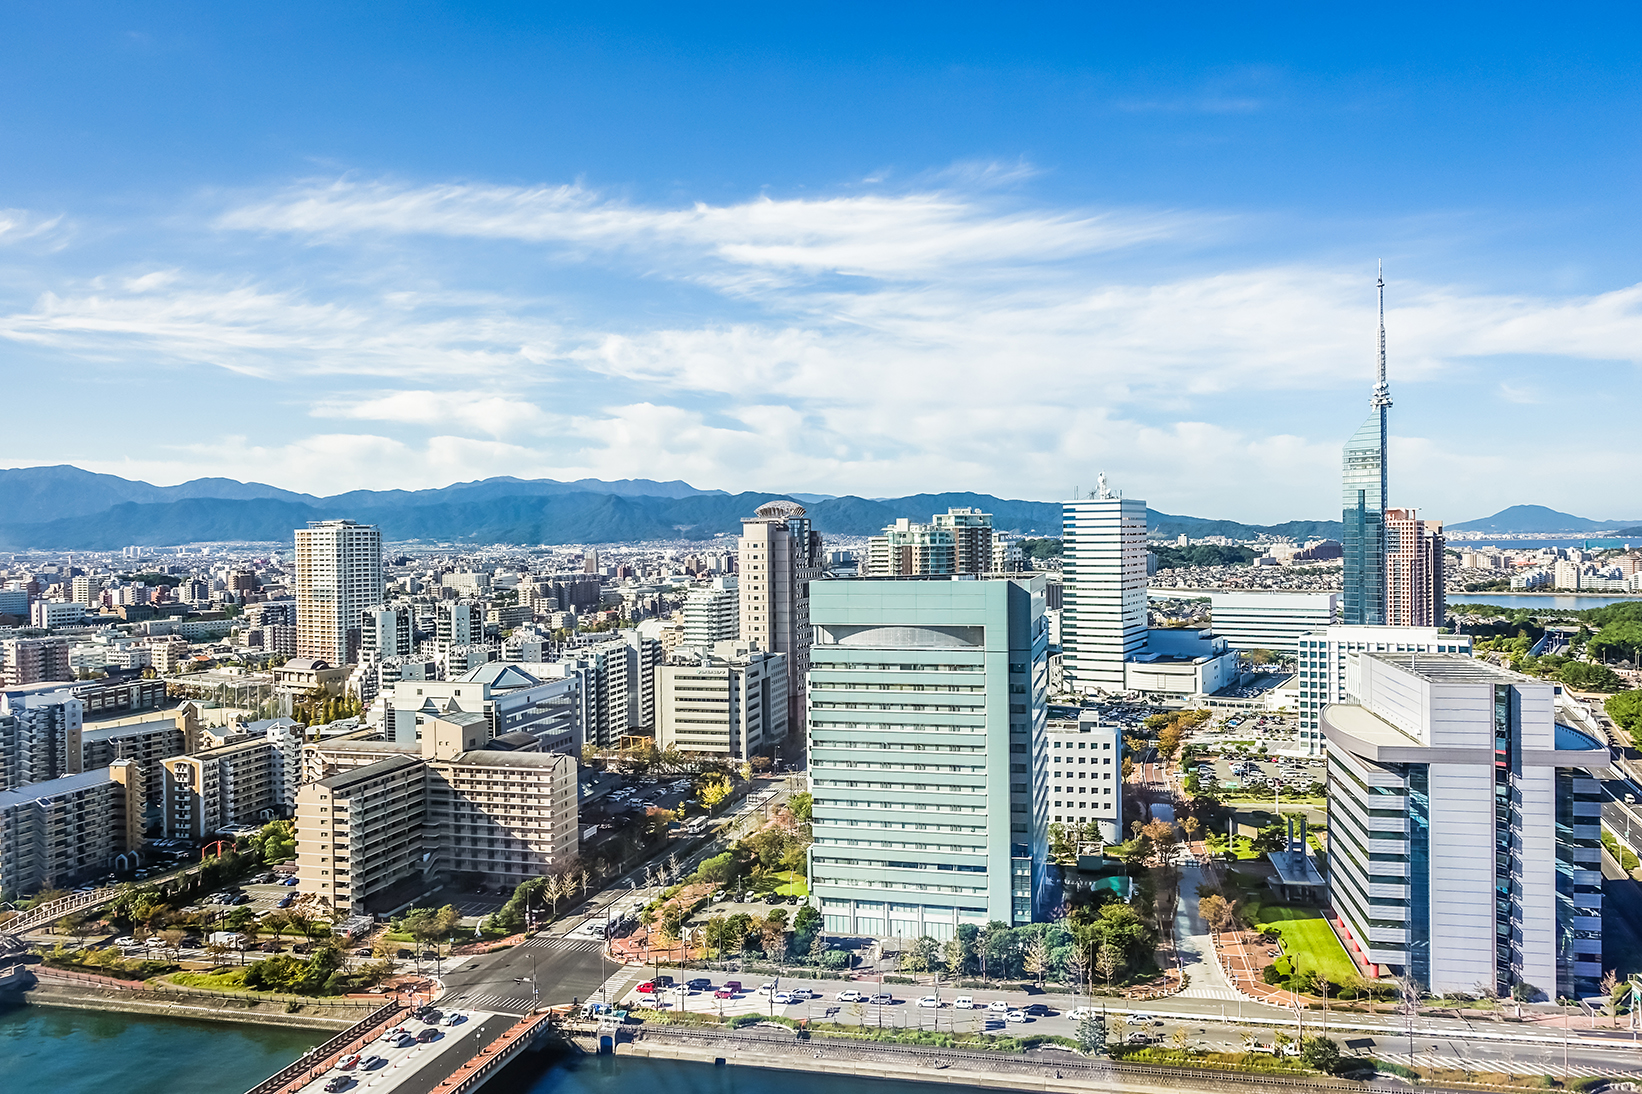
713,987,735,999
636,981,657,994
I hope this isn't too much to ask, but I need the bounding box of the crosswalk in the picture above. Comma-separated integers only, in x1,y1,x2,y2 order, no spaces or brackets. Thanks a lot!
450,991,538,1014
1408,1053,1642,1079
1177,984,1242,1001
523,935,604,952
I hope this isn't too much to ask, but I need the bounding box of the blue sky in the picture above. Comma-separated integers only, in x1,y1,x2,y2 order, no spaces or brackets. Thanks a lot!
2,4,1639,523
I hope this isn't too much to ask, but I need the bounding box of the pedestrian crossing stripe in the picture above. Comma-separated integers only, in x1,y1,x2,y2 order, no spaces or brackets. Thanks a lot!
523,935,604,951
455,992,536,1012
1409,1054,1642,1079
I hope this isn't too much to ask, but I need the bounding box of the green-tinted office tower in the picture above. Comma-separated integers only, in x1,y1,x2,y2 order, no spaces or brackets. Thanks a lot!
807,575,1049,939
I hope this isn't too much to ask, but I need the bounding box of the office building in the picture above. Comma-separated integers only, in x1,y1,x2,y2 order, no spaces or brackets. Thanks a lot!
808,575,1049,938
0,760,144,896
1122,628,1238,699
1061,482,1148,693
681,577,741,648
1385,509,1445,628
0,687,84,792
1047,711,1124,842
294,519,384,665
2,637,71,687
1295,626,1472,753
1342,268,1392,626
656,645,788,761
31,599,86,629
436,601,484,647
1323,652,1607,998
161,723,303,840
1208,592,1339,653
739,500,823,735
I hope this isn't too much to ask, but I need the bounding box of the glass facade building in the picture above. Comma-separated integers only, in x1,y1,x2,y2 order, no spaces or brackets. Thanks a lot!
1341,409,1387,626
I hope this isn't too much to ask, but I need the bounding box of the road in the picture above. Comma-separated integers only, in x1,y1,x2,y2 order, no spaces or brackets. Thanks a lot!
438,779,794,1015
291,1011,511,1094
613,971,1642,1078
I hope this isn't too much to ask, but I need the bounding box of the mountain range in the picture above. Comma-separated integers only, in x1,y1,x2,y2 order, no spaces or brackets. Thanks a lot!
0,466,1632,549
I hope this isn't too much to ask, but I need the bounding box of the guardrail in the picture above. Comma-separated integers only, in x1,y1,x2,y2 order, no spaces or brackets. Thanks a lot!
241,1001,404,1094
440,1012,556,1093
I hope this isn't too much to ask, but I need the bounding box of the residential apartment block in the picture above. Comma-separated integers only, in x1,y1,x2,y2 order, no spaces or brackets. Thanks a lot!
1,637,71,687
1384,508,1445,628
161,723,302,840
0,686,84,792
294,519,384,665
0,760,144,896
1047,711,1124,842
681,577,740,648
739,500,823,735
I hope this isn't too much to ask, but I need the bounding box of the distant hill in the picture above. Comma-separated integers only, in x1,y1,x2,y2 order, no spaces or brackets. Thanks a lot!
1450,505,1642,534
0,465,1351,549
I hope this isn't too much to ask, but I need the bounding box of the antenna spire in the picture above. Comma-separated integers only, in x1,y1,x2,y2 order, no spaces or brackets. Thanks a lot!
1371,261,1392,409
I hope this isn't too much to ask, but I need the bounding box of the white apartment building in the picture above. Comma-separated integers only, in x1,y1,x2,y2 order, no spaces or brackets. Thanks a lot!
1061,490,1148,693
1047,711,1124,843
1208,592,1338,653
681,577,740,648
656,645,788,761
1296,626,1473,754
0,687,85,792
294,519,384,665
390,664,581,754
1323,652,1607,998
739,500,823,735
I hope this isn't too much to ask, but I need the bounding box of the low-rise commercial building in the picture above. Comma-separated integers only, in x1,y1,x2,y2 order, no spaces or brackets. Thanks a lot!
1046,711,1124,842
1207,592,1339,653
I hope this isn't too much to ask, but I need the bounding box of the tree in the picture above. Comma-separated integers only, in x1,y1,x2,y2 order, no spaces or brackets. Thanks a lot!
262,910,292,945
942,934,970,979
1065,943,1090,996
1108,1015,1127,1046
1096,943,1123,987
1077,1012,1108,1057
1023,936,1051,988
1199,894,1239,933
698,773,734,808
1301,1035,1343,1074
1601,969,1621,1025
160,928,187,960
787,791,813,823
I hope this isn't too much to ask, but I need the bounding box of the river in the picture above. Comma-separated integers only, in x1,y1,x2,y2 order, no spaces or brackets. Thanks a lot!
3,1004,975,1094
3,1004,321,1092
1446,592,1639,611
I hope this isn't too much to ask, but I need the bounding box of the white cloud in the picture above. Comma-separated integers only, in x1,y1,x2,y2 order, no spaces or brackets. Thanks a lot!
312,390,557,438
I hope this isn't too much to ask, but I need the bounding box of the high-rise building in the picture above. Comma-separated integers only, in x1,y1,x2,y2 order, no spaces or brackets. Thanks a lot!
656,645,787,761
864,519,955,577
294,520,383,665
161,724,303,839
681,577,740,648
1,637,71,687
1384,508,1445,628
807,575,1049,937
1061,481,1148,693
1295,626,1472,753
739,500,823,735
931,507,997,574
1323,652,1607,998
1342,267,1392,626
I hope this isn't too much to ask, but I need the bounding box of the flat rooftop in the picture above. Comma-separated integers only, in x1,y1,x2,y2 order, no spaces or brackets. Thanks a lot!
1363,651,1524,684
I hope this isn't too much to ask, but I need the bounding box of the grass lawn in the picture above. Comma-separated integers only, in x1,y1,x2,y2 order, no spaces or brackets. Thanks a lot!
1250,905,1357,984
753,870,809,897
171,968,249,991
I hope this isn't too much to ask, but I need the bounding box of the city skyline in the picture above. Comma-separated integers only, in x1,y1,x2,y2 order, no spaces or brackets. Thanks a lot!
2,9,1641,522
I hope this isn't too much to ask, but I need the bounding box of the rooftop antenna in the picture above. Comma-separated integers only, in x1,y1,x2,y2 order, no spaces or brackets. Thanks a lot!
1371,261,1392,409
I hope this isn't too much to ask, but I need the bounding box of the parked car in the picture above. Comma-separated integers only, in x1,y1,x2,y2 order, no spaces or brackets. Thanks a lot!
1023,1003,1054,1017
835,989,864,1003
756,983,776,996
1005,1010,1027,1023
442,1012,466,1026
653,974,675,988
635,981,658,994
416,1028,440,1043
952,996,975,1009
867,993,893,1005
714,987,735,999
323,1078,352,1093
771,991,794,1005
686,978,712,990
987,1000,1010,1012
917,996,941,1008
722,980,742,994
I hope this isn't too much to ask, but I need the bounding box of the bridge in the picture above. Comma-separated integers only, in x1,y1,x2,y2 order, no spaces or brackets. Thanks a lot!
0,885,123,950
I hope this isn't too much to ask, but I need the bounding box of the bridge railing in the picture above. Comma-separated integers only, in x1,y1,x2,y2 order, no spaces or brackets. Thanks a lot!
1,886,123,940
241,1001,405,1094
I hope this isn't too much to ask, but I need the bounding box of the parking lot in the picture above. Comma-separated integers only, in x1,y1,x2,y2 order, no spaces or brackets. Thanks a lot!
1189,754,1326,794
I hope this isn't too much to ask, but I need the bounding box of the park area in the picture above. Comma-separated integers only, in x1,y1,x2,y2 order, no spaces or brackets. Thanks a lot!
1249,902,1359,986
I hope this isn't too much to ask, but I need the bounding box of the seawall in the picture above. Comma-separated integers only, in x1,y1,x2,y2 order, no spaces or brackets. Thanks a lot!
5,980,368,1031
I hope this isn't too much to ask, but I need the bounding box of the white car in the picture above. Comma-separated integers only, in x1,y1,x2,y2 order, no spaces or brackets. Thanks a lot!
952,996,975,1009
835,989,864,1003
1005,1010,1027,1023
771,991,794,1005
756,983,776,996
917,996,941,1008
1066,1007,1095,1021
987,1000,1010,1012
